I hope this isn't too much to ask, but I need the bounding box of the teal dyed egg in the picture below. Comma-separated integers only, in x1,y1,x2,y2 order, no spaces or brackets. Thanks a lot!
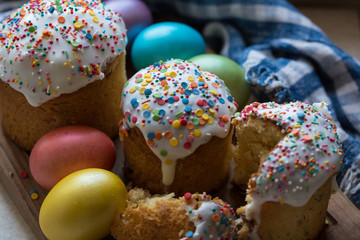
189,54,250,109
131,22,206,70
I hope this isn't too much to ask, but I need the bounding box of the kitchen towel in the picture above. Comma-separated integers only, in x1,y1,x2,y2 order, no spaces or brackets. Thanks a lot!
144,0,360,205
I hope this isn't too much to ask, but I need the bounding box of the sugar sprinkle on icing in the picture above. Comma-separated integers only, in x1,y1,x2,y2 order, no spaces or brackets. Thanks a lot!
120,59,237,186
181,193,237,240
0,0,127,106
234,101,343,238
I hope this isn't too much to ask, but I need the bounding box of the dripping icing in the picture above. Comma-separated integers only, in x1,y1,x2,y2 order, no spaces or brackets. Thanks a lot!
120,59,237,185
235,101,343,239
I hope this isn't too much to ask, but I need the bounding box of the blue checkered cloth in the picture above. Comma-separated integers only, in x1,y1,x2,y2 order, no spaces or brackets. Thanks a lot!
143,0,360,205
1,0,360,205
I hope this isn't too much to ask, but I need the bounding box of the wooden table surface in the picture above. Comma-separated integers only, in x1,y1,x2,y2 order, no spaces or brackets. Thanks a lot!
1,5,360,240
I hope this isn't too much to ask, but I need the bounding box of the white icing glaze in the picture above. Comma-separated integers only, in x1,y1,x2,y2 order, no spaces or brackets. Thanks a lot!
120,59,237,185
234,101,343,239
180,194,237,240
313,102,332,119
0,0,126,107
331,176,339,192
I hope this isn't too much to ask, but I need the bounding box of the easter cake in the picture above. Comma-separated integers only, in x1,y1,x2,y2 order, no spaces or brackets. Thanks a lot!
119,59,237,195
0,0,127,150
0,1,347,240
232,101,343,240
111,187,237,240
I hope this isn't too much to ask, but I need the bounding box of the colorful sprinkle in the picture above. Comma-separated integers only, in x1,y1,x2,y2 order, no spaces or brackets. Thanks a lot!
28,26,36,32
119,59,237,186
170,138,179,147
30,189,39,200
165,159,173,165
74,22,84,29
160,150,167,157
173,120,181,129
184,192,192,200
186,199,237,240
20,171,28,178
0,0,127,107
194,129,202,137
93,16,99,23
235,101,343,210
57,16,65,23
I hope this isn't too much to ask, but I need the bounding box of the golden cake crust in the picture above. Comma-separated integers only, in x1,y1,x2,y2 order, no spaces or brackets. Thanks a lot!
232,102,343,240
0,54,126,150
123,125,233,195
111,188,236,240
111,188,195,240
120,59,238,196
237,177,333,240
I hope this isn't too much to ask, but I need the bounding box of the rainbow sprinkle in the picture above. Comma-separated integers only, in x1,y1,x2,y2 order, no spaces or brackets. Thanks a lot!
235,101,343,204
0,0,127,107
181,193,237,240
120,59,238,186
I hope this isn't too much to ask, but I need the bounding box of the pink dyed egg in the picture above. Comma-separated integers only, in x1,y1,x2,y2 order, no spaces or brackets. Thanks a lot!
104,0,153,43
29,126,116,190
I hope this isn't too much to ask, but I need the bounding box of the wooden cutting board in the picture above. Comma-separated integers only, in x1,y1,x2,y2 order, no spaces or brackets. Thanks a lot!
1,123,360,240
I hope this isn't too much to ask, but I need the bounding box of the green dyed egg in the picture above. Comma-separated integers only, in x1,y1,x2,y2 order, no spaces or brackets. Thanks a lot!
189,54,250,109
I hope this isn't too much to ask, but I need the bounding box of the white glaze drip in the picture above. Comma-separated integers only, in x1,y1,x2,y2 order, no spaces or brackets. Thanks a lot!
180,197,237,240
331,176,339,193
161,159,177,185
235,101,343,239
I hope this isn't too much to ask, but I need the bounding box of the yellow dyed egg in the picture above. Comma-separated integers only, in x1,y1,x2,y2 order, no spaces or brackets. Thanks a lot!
39,168,127,240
